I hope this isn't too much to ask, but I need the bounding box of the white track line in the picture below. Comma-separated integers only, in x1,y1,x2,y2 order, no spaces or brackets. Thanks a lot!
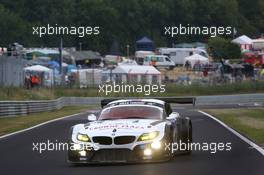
0,112,84,140
199,110,264,156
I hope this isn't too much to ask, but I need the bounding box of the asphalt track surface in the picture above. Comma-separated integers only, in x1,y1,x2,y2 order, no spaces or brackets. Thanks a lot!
0,108,263,175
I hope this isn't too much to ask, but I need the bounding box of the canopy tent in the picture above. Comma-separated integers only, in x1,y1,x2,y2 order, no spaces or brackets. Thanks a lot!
28,49,58,54
183,54,209,68
103,65,161,84
48,60,60,69
25,51,47,60
232,35,252,45
112,65,160,75
24,65,54,87
27,56,51,67
67,64,77,74
71,50,102,68
232,35,253,50
25,48,74,65
24,65,51,72
252,39,264,50
136,36,154,51
77,69,103,88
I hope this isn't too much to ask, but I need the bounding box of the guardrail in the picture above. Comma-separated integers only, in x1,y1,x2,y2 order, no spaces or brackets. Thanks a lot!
0,96,196,117
0,97,105,117
195,93,264,105
0,94,263,117
101,97,196,108
0,98,64,117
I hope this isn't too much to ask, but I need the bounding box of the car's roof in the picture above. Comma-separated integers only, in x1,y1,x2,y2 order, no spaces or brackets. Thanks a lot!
108,99,165,105
105,99,165,109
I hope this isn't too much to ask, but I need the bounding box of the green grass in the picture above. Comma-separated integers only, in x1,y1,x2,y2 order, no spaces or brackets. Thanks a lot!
0,81,264,100
165,81,264,96
0,105,97,136
204,108,264,146
0,87,56,100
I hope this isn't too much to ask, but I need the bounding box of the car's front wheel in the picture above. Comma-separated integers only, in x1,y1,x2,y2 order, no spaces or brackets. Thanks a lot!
185,122,192,155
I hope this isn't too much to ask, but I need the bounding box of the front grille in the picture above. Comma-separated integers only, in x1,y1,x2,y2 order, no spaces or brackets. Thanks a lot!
92,136,112,145
114,136,136,145
91,149,135,162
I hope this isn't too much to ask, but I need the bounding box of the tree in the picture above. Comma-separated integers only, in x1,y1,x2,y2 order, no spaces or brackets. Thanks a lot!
208,37,241,60
0,5,33,46
0,0,263,54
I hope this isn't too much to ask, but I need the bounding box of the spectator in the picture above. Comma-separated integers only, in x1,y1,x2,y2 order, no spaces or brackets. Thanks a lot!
185,60,191,71
30,75,40,88
24,73,31,89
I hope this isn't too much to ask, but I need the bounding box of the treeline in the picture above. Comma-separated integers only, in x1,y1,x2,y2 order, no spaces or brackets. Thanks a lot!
0,0,263,54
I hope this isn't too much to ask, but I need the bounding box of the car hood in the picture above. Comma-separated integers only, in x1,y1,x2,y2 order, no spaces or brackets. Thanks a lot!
80,119,166,137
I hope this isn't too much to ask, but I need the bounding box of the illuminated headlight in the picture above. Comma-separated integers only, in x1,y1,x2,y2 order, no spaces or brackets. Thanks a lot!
79,150,86,157
73,143,82,150
143,148,152,156
151,141,161,149
77,133,90,142
138,131,159,141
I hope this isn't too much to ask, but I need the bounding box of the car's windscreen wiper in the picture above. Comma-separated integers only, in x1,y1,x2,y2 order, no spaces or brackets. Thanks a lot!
99,117,146,120
121,117,146,119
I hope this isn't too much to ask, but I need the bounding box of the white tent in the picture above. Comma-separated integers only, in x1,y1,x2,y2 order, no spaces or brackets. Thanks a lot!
78,69,102,88
112,65,160,74
24,65,53,87
183,54,209,68
252,39,264,50
103,65,161,84
24,65,51,72
232,35,252,45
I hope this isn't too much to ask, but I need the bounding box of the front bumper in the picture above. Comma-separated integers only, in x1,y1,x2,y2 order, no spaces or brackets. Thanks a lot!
68,142,170,164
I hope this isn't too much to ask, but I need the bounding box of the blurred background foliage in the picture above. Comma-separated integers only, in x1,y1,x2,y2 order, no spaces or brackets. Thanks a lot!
0,0,263,54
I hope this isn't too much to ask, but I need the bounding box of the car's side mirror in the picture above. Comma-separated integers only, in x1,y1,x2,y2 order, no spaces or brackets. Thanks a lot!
167,112,180,120
87,114,97,122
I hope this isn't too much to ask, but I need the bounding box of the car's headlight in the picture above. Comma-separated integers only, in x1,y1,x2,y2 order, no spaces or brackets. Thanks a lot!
77,133,90,142
137,131,159,141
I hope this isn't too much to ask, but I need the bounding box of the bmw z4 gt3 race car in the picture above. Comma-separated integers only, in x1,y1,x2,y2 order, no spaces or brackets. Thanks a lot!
68,98,192,164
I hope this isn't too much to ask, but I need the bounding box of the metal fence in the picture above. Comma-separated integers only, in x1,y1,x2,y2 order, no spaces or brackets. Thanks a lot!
0,94,263,117
196,93,264,105
0,98,64,117
0,97,195,117
0,97,101,117
0,56,27,87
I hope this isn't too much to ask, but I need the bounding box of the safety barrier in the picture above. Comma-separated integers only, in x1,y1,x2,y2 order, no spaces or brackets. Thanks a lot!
0,96,196,117
0,98,64,117
0,94,263,117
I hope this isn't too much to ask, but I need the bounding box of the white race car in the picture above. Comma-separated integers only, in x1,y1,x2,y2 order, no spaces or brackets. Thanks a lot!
68,99,192,164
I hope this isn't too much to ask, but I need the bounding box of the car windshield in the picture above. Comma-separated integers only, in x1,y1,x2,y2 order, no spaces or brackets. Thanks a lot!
98,105,162,120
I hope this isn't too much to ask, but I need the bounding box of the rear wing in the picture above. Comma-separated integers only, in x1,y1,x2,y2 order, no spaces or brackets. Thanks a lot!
156,97,196,105
101,97,196,108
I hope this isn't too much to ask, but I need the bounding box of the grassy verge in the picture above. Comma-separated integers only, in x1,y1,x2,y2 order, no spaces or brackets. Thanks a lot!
204,108,264,146
0,105,97,136
1,81,264,100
